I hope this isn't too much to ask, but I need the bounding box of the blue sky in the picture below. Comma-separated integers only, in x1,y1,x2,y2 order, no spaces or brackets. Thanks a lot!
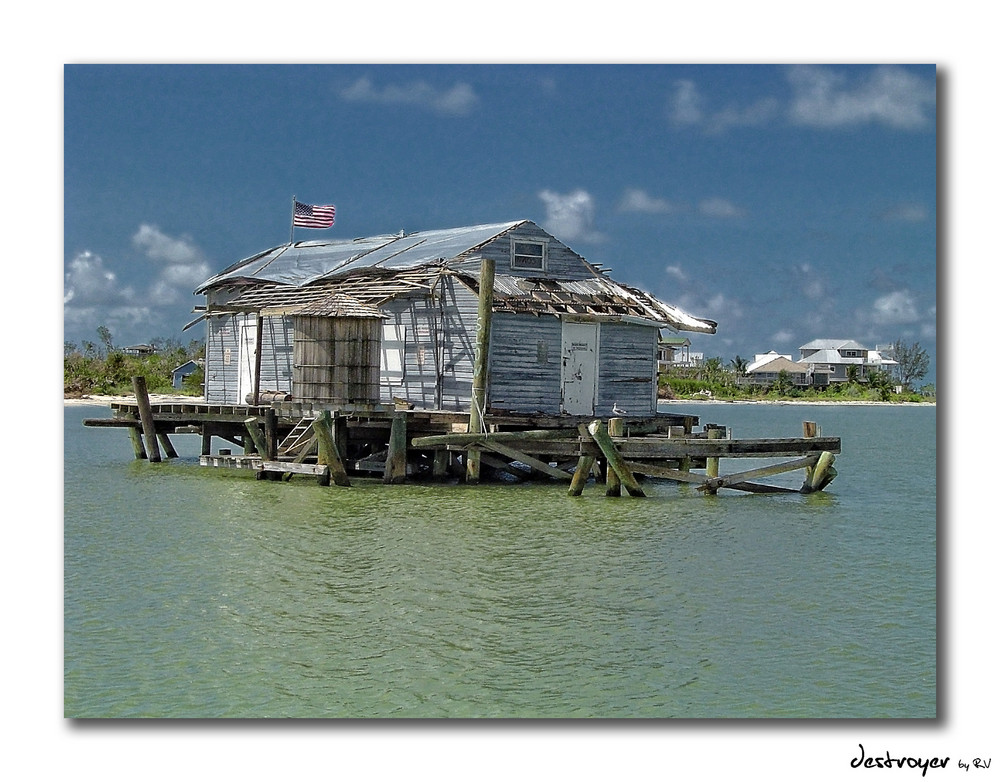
64,63,937,381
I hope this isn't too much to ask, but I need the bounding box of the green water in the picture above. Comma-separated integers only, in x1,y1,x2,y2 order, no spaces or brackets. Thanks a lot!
64,403,936,718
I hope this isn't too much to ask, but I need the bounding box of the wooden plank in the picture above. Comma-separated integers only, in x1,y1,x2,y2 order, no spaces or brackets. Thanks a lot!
478,439,572,480
698,455,820,493
260,461,330,477
411,429,583,448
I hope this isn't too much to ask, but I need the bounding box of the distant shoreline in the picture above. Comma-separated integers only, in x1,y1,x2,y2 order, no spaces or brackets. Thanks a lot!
64,394,934,408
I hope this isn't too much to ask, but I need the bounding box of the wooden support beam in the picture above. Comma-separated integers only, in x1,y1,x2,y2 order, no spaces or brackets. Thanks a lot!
432,449,450,478
698,455,819,493
412,428,581,448
132,375,161,462
467,255,496,484
568,455,596,496
384,411,408,484
800,451,837,493
156,432,179,459
479,453,532,480
606,417,623,497
311,412,351,487
127,426,147,460
244,417,268,455
479,439,572,480
586,420,645,497
264,407,278,460
704,426,724,493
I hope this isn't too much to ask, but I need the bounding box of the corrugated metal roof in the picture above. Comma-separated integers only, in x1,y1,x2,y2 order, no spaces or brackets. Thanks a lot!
196,221,523,291
197,220,718,334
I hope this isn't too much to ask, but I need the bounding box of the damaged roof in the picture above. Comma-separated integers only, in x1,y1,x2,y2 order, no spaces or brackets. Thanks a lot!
196,220,717,334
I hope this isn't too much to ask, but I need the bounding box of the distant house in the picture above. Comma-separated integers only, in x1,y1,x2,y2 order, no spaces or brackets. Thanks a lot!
798,339,897,383
171,359,203,389
191,220,717,417
122,344,155,356
744,355,816,388
657,335,692,371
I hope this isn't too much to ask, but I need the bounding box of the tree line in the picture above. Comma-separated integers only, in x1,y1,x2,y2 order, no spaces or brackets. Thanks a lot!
64,326,205,396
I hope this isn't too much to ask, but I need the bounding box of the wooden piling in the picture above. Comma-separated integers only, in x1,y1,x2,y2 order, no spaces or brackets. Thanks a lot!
587,420,645,497
384,410,408,484
801,451,837,493
244,417,268,455
568,455,596,496
605,417,624,497
131,375,161,462
157,433,179,459
466,256,495,484
264,408,278,460
311,411,351,487
704,425,725,494
127,426,147,460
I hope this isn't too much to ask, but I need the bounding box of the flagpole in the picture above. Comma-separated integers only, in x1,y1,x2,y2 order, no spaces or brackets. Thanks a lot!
289,195,296,245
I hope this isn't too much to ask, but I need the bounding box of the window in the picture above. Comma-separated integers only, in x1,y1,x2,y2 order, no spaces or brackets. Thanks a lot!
511,239,546,271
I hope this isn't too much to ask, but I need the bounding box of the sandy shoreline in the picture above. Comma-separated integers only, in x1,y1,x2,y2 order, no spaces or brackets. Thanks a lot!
64,394,933,408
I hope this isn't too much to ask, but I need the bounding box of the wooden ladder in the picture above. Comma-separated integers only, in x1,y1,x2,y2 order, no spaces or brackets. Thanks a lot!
278,415,317,457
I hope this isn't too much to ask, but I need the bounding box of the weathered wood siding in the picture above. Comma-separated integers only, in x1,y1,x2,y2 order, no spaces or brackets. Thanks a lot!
292,316,380,403
378,278,479,410
450,221,594,280
488,314,563,414
595,321,658,416
204,313,294,404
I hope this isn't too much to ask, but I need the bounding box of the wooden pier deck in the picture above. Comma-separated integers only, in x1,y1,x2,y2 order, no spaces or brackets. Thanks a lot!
83,384,841,497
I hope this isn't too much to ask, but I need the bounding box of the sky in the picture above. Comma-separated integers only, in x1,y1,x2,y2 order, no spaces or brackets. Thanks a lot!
63,63,937,382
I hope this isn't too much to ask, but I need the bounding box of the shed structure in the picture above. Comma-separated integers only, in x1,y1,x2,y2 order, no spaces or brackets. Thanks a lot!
191,220,717,417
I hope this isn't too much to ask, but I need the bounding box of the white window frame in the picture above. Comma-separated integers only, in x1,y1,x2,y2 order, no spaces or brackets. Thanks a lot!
510,238,547,272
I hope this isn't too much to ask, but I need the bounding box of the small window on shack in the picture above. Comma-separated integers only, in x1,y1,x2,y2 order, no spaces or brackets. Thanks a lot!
511,239,547,271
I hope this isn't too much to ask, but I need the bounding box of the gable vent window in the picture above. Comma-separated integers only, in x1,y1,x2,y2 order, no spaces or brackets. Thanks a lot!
511,239,547,271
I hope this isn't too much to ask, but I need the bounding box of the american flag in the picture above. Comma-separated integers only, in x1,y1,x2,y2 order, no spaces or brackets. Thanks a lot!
293,200,336,228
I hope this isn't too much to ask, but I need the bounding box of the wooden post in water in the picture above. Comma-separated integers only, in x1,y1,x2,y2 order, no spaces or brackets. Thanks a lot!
157,433,179,459
705,425,724,495
568,455,596,496
131,375,161,462
466,256,495,484
587,420,645,497
605,417,624,497
244,417,268,455
312,411,351,486
127,425,147,460
802,421,817,484
264,407,278,460
384,410,408,484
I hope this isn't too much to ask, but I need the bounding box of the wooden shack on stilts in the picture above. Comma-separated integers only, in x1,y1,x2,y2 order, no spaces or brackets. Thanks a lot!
84,220,840,498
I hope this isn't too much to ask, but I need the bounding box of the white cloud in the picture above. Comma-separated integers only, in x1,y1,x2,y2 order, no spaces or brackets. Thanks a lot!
668,79,778,134
668,79,703,126
65,226,213,346
619,188,683,215
787,65,935,130
698,198,745,219
879,203,930,223
771,329,795,344
340,76,479,116
538,189,605,242
871,290,920,324
64,251,126,306
665,264,687,282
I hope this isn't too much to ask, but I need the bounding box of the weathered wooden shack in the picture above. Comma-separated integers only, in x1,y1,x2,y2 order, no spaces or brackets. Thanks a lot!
190,220,717,417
